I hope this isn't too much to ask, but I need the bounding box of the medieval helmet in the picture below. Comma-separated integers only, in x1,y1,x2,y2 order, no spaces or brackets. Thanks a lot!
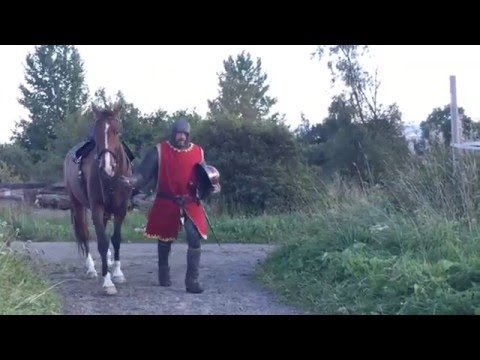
170,118,191,147
195,163,221,200
172,118,190,134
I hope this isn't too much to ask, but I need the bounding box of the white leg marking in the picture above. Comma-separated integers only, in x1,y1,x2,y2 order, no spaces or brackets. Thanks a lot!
104,123,114,177
112,260,126,283
107,248,113,268
103,272,117,295
85,253,98,278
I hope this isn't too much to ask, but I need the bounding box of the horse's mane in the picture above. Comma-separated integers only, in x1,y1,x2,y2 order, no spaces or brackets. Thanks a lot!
96,109,118,119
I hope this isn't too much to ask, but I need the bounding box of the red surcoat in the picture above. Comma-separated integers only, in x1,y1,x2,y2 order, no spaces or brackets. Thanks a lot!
144,141,208,242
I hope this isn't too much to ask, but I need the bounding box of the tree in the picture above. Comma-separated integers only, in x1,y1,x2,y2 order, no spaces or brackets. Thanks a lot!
0,161,22,183
12,45,89,161
420,105,477,147
208,51,279,122
110,91,171,156
313,46,394,124
311,45,409,183
92,87,113,108
0,144,33,181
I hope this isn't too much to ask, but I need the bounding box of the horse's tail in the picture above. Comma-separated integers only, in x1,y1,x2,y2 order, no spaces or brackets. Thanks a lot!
69,209,82,254
64,153,89,257
72,206,89,256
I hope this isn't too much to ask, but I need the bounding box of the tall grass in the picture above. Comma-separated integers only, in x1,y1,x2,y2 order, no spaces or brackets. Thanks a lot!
256,148,480,314
386,145,480,225
0,219,62,315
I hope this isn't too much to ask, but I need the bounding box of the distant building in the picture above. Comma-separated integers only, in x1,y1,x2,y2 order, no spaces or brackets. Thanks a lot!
402,123,422,153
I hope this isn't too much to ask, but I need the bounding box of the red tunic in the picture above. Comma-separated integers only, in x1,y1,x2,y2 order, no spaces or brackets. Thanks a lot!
144,141,208,242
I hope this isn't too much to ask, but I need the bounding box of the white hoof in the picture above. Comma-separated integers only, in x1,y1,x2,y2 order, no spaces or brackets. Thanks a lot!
111,261,125,283
103,285,118,295
85,253,97,278
112,274,126,283
102,272,117,295
86,270,98,279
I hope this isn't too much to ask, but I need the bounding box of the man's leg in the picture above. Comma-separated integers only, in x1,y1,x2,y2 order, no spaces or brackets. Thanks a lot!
75,140,91,179
157,240,172,286
184,217,204,293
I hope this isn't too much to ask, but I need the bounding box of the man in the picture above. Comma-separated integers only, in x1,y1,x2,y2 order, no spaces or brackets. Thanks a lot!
120,118,214,294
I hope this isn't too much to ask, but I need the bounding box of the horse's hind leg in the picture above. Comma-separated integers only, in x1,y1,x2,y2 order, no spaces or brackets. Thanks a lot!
71,195,97,279
111,211,127,284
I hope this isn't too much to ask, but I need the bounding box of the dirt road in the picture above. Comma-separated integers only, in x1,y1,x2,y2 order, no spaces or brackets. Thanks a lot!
11,241,305,315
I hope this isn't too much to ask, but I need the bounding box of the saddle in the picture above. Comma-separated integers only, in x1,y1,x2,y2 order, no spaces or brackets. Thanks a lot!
74,140,135,163
73,139,136,179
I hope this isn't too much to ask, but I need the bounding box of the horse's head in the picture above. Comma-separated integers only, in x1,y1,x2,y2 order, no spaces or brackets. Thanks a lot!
92,104,123,179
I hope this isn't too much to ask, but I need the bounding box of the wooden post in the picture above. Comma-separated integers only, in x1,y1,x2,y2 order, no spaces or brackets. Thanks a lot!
450,75,467,208
450,75,460,146
450,75,461,172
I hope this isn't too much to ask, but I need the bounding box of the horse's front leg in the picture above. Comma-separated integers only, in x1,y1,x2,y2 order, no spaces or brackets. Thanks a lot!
92,206,117,295
103,212,114,268
111,211,127,284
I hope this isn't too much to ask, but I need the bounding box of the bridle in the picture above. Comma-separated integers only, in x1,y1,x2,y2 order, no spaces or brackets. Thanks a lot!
94,121,121,205
95,148,118,170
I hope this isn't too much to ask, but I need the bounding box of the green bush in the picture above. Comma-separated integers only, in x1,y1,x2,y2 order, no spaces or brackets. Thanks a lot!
194,116,319,215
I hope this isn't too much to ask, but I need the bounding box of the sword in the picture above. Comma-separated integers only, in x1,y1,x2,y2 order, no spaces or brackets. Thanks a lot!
190,181,222,248
200,201,222,248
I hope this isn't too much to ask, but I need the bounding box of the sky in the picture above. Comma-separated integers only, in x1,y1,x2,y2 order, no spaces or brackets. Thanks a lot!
1,45,480,144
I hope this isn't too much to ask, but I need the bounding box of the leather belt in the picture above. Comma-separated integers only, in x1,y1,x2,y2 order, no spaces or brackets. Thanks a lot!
156,192,198,207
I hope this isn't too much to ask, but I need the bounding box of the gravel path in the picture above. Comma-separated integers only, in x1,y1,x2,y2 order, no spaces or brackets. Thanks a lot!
11,241,305,315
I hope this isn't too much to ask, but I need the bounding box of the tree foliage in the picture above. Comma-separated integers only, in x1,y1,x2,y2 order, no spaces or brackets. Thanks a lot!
12,45,89,162
0,144,32,181
297,46,410,183
208,51,279,122
420,105,477,147
195,115,314,215
197,51,319,214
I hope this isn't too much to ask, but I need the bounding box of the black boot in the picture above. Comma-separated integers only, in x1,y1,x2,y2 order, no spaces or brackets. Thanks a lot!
158,241,171,287
185,248,203,293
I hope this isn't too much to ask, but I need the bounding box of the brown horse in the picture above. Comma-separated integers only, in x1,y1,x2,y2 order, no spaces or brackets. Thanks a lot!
64,104,133,295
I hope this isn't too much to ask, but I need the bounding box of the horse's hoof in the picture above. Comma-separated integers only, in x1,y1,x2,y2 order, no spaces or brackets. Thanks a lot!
103,285,118,295
86,270,98,279
112,275,126,284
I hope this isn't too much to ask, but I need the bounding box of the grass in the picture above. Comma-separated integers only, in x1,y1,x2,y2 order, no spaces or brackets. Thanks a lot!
256,200,480,314
0,204,319,245
254,149,480,315
4,147,480,314
0,220,62,315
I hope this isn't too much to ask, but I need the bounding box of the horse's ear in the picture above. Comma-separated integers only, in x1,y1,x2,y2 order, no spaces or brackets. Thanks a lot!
112,103,122,117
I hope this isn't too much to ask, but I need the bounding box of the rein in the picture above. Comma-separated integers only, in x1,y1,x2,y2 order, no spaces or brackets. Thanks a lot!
95,146,124,206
